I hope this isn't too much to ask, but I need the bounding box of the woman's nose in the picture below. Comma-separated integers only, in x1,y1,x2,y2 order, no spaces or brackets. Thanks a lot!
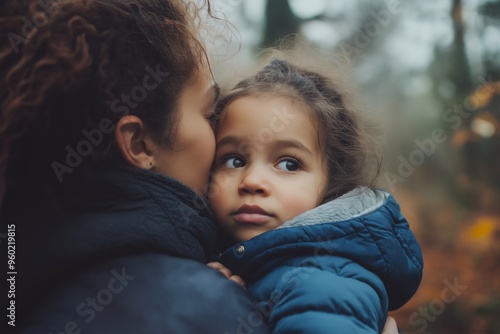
238,168,270,196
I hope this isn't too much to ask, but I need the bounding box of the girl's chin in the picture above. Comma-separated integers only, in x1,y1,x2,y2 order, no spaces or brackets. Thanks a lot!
234,228,269,243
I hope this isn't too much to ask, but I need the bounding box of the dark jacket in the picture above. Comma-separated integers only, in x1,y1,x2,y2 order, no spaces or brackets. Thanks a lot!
220,188,423,334
4,166,269,334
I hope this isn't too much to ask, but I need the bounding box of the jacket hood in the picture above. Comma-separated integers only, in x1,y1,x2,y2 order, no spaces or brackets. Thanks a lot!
278,187,389,229
221,187,423,310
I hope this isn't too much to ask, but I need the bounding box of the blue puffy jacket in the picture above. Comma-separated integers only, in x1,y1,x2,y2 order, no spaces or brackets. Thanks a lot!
220,188,423,334
4,167,269,334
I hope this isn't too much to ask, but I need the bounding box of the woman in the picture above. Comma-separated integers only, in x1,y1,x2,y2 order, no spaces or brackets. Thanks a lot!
2,1,267,332
0,0,399,333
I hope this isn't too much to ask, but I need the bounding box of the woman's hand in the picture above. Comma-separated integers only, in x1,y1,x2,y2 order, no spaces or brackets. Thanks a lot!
207,262,246,288
381,316,398,334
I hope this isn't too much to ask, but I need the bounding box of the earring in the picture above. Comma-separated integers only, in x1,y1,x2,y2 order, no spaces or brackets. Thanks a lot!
149,161,153,167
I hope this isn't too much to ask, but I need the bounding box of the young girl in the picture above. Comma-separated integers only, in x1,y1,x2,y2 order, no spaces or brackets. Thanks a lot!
208,59,423,333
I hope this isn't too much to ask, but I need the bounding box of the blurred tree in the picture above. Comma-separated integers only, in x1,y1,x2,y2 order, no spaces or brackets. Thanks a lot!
456,0,500,210
428,0,473,116
478,0,500,19
260,0,300,49
426,0,500,210
450,0,473,95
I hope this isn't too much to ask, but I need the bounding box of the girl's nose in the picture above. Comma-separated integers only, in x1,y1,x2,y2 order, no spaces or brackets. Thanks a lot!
238,167,270,196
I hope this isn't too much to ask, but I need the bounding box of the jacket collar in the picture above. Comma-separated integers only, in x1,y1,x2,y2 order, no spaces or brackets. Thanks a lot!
46,165,218,262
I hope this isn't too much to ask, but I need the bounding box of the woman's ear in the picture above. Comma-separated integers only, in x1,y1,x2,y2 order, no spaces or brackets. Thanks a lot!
115,116,155,170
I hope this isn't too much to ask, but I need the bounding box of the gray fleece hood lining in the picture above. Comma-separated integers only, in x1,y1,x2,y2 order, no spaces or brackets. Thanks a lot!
277,187,389,229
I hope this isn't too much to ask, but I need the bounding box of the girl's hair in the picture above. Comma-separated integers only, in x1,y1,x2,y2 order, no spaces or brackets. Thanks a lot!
0,0,213,206
216,58,381,202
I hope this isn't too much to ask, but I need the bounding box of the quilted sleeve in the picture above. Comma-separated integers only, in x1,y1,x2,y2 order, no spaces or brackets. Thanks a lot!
265,263,387,334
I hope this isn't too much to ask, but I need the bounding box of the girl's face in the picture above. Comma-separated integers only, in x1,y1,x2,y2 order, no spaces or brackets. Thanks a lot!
209,95,327,242
153,64,218,195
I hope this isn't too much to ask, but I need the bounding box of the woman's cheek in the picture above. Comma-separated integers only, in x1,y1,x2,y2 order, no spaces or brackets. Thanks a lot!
198,125,217,191
209,170,231,197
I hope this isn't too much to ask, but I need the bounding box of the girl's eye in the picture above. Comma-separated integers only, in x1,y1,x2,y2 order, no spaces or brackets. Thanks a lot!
224,157,245,169
276,159,300,172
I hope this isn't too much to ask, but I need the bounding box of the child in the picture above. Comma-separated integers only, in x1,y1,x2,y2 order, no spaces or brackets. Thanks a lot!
207,58,423,333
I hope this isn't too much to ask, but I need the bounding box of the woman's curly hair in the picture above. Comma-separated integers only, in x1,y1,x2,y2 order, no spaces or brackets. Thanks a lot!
0,0,213,207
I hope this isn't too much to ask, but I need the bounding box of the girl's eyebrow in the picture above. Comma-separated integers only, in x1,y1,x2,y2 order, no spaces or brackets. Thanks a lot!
272,139,313,157
216,136,312,157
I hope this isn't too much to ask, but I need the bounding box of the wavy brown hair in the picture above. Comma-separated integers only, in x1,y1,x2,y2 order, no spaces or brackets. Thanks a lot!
0,0,213,206
216,58,382,201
